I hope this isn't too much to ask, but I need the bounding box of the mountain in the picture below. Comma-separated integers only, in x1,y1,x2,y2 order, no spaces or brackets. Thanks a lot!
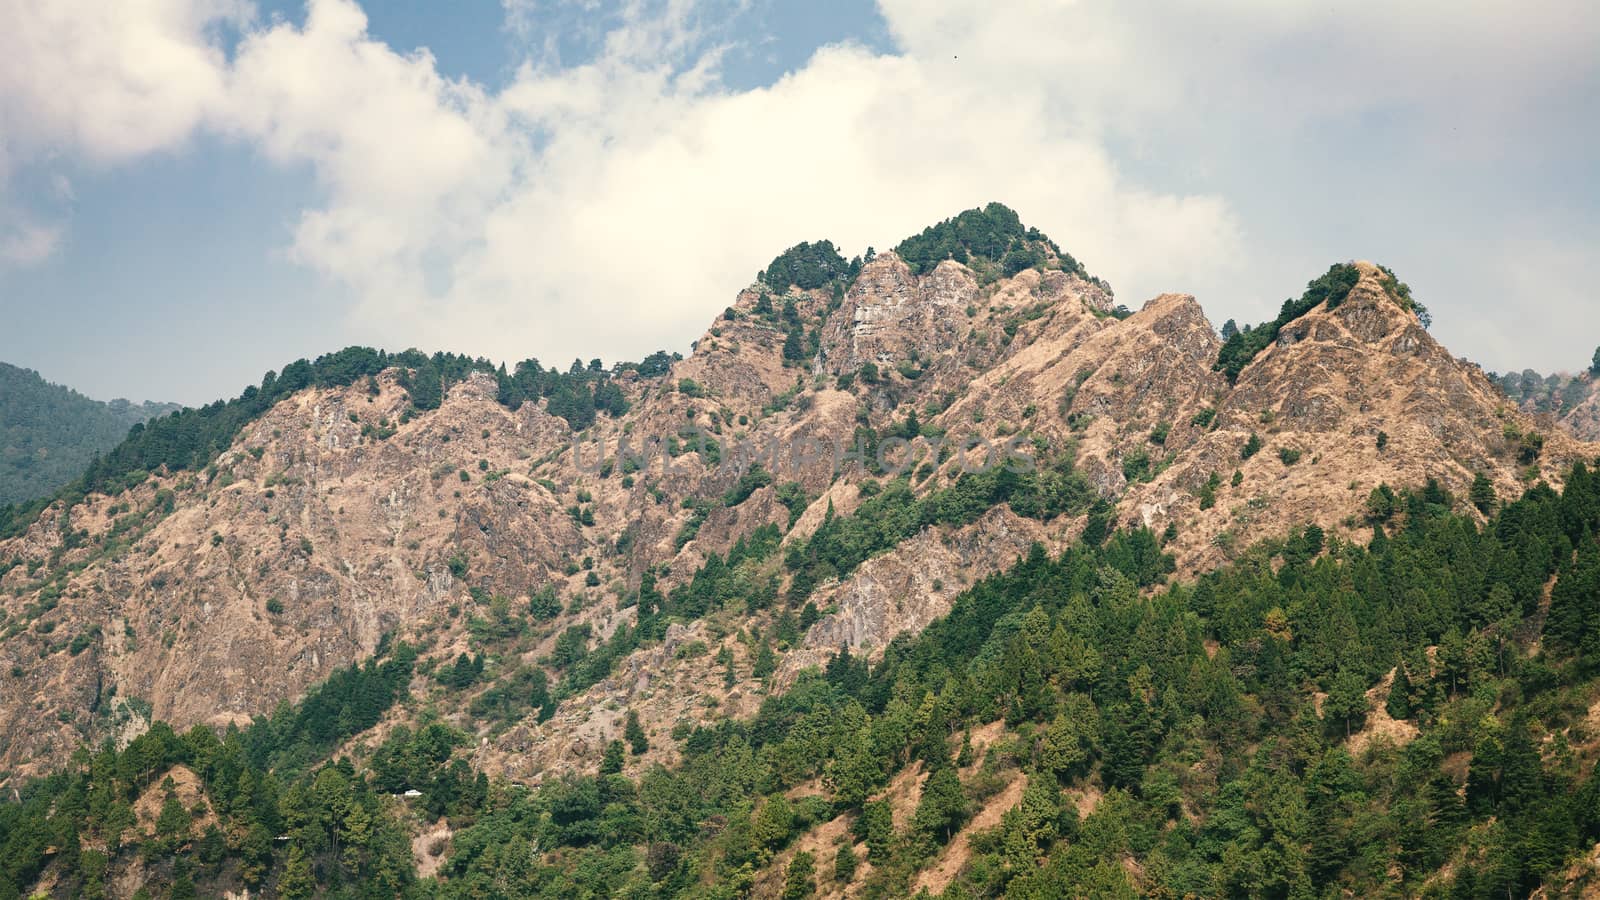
1491,362,1600,442
0,363,178,507
4,204,1600,899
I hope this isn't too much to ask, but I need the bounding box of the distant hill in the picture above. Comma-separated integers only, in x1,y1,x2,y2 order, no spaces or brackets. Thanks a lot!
0,362,179,506
1490,358,1600,441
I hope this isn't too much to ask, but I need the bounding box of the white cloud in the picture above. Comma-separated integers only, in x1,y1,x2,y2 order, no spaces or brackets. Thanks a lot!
219,0,519,335
208,0,1248,363
0,0,248,268
879,0,1600,137
0,0,246,165
0,0,1594,371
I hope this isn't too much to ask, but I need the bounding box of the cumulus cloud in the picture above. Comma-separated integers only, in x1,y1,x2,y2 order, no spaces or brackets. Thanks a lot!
0,0,246,166
1,0,1595,372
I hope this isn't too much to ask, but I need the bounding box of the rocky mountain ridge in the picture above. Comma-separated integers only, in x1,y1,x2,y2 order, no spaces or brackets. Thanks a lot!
1,217,1595,794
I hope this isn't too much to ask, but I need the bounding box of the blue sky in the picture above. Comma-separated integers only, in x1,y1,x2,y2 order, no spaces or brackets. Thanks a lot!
1,0,1595,404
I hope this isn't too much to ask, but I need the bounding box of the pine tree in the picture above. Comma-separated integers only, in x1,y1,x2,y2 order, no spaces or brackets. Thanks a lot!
781,851,816,900
280,844,316,900
825,730,879,808
1498,716,1543,814
155,791,191,852
1470,472,1498,514
854,800,895,862
833,843,858,883
752,641,777,680
783,326,806,363
913,767,968,845
1466,716,1506,814
1380,669,1410,727
1306,748,1360,881
1040,711,1088,780
1323,669,1370,739
624,710,649,755
1365,484,1397,523
1547,537,1600,663
600,739,626,775
754,795,794,853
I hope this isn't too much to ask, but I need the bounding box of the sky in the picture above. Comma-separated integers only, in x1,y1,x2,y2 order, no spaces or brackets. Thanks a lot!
0,0,1596,405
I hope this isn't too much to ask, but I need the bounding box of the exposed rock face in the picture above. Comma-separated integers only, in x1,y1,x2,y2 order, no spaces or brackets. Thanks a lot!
0,373,588,775
952,289,1228,500
777,505,1064,684
1124,262,1594,573
1559,384,1600,442
1,255,1594,786
821,258,986,377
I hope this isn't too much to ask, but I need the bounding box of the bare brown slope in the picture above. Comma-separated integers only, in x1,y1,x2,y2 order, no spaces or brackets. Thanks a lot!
1125,262,1596,573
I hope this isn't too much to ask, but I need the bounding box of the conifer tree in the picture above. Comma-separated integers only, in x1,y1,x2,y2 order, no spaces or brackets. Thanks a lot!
1385,661,1413,721
1470,472,1498,514
624,710,648,755
600,739,625,775
833,844,858,883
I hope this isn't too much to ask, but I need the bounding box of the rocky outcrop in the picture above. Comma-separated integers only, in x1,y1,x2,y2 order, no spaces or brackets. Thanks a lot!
1124,262,1595,573
778,505,1065,681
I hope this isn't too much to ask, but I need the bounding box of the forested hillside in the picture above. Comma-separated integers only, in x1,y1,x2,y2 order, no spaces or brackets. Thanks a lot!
6,465,1600,898
0,363,177,508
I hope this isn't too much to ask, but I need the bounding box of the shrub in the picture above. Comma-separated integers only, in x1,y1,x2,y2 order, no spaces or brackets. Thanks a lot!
1122,450,1152,483
1365,484,1397,523
723,465,774,507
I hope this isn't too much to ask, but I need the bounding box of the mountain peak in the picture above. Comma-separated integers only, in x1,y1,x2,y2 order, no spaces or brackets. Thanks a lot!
892,201,1102,287
1274,261,1425,349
